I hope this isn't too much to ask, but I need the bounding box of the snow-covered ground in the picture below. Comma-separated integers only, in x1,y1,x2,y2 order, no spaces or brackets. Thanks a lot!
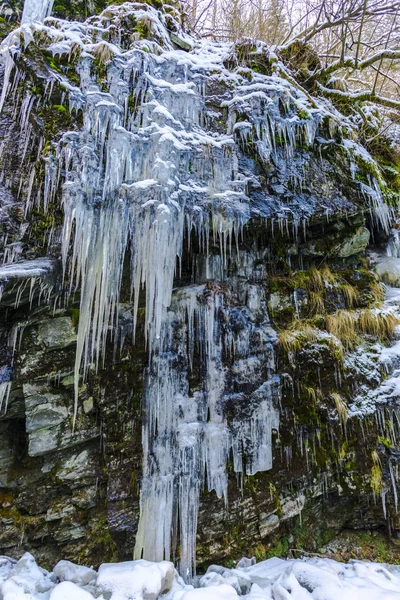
2,553,400,600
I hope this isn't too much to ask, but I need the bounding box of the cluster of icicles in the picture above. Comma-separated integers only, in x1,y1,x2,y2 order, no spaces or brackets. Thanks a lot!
0,0,394,581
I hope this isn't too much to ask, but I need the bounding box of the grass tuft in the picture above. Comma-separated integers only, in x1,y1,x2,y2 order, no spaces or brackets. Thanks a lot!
332,392,348,430
341,284,360,308
326,310,357,348
359,310,399,340
371,450,383,499
279,324,319,354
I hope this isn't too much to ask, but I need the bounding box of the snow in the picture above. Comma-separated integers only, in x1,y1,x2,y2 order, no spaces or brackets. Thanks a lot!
1,553,54,600
1,553,400,600
0,259,54,282
97,560,176,600
50,581,94,600
52,561,96,586
349,245,400,415
178,585,239,599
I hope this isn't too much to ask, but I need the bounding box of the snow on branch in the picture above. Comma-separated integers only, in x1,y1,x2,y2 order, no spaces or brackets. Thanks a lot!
319,49,400,76
317,82,400,110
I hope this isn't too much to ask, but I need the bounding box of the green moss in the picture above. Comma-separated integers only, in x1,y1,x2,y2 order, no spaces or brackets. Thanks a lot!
68,307,80,329
371,464,382,497
297,108,309,119
53,104,68,114
89,513,118,562
92,56,108,91
378,436,394,450
134,20,151,39
324,530,400,564
266,536,290,558
28,209,55,249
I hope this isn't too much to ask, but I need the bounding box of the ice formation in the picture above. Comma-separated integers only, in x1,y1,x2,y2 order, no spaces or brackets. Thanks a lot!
0,381,11,412
0,0,398,581
21,0,54,25
134,283,279,579
1,553,400,600
0,5,289,577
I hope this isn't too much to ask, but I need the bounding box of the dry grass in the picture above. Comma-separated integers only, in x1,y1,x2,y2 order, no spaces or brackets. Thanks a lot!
332,392,348,430
371,450,382,498
381,272,400,287
279,324,319,354
359,310,400,340
326,308,399,346
308,267,324,292
279,321,345,367
326,310,358,348
369,280,385,303
371,449,381,467
304,386,323,403
328,336,345,365
320,264,336,285
92,42,115,64
308,291,325,315
33,29,53,47
341,284,360,308
68,42,82,63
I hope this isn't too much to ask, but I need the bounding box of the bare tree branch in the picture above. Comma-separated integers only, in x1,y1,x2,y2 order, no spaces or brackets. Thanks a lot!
317,82,400,109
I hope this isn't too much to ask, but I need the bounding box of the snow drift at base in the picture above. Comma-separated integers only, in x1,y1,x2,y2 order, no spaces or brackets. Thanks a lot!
2,552,400,600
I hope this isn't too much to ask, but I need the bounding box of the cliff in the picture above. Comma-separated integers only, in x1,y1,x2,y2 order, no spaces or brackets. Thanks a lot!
0,0,399,577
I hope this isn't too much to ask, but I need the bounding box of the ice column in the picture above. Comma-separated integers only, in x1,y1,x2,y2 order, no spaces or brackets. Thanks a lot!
134,282,279,581
134,287,230,580
21,0,54,24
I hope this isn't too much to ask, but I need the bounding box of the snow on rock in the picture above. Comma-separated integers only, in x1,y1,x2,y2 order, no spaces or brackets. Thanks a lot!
96,560,176,600
348,244,400,417
0,557,16,580
174,584,239,599
194,557,400,600
0,260,54,282
50,581,94,600
53,560,96,586
1,555,400,600
0,258,55,309
0,552,54,600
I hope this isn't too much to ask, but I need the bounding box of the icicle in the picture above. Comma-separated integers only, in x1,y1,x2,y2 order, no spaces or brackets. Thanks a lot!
390,461,398,514
0,381,11,413
0,33,19,113
2,7,393,582
382,489,388,519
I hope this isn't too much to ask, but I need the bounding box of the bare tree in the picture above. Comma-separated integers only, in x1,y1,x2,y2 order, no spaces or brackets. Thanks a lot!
247,0,289,44
180,0,400,113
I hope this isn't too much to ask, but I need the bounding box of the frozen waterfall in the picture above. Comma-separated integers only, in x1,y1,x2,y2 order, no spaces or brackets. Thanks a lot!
0,2,339,577
134,284,279,579
2,0,394,580
21,0,54,24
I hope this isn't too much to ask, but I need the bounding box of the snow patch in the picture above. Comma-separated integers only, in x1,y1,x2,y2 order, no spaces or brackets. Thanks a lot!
1,553,400,600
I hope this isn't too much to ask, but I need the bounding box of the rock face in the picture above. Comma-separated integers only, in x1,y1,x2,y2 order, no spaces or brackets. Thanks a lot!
0,0,399,577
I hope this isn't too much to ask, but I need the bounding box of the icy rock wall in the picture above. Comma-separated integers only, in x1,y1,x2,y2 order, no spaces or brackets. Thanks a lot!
0,3,289,576
0,0,398,579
